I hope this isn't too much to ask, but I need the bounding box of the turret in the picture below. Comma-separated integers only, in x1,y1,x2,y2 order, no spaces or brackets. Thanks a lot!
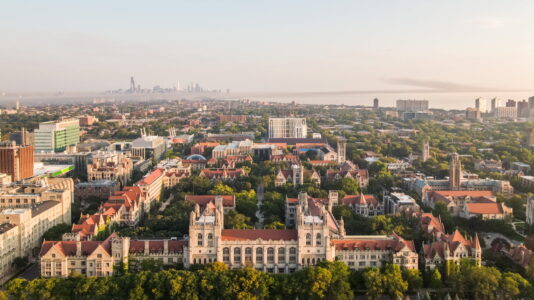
339,217,346,237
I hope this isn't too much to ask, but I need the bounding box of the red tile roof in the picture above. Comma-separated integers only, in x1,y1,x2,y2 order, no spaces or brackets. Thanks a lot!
466,202,504,215
221,229,298,241
341,194,378,206
135,168,164,185
332,236,415,252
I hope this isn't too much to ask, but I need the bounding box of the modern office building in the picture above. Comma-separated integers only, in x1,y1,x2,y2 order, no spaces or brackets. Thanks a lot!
34,118,80,153
131,136,166,160
396,100,429,112
268,118,307,138
494,106,517,119
0,141,34,181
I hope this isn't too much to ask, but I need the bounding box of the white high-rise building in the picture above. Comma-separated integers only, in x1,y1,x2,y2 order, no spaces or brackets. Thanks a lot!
475,98,488,113
268,118,307,138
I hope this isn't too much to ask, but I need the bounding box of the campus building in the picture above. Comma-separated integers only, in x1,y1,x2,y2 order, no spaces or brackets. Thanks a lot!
0,141,34,182
40,191,418,277
34,118,80,153
268,118,307,139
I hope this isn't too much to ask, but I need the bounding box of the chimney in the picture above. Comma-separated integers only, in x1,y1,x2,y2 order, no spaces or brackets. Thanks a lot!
164,240,169,254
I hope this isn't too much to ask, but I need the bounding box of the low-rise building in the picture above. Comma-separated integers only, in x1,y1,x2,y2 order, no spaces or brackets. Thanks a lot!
340,193,384,217
75,180,121,201
384,193,420,214
200,168,245,181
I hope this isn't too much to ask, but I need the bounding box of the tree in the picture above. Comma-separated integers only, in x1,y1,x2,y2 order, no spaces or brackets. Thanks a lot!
169,270,199,300
317,261,354,300
42,223,71,241
298,266,333,300
403,268,423,292
208,183,234,195
197,262,231,299
225,210,253,229
383,264,408,299
465,266,501,300
429,268,443,289
227,268,272,300
500,272,531,300
265,221,285,229
363,267,385,299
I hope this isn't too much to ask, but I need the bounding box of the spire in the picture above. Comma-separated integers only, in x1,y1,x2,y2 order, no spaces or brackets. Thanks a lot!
474,232,481,249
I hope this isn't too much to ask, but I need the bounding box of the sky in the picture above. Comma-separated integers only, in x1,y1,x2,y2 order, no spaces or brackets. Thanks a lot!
1,1,533,94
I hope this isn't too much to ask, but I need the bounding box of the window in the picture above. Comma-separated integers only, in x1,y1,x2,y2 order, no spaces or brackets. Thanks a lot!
256,248,263,263
278,248,285,263
208,233,213,247
197,233,203,246
289,247,297,263
223,248,230,262
267,247,275,263
306,233,311,246
97,254,102,258
234,248,241,264
245,247,253,263
316,233,322,246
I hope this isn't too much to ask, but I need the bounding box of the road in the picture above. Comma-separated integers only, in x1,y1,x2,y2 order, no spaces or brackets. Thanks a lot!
159,194,174,212
255,185,265,229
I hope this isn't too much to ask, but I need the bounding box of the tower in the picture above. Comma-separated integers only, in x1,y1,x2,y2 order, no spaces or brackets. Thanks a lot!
187,199,223,266
291,164,304,186
130,77,136,93
422,140,430,162
373,98,379,110
337,137,347,163
449,153,462,190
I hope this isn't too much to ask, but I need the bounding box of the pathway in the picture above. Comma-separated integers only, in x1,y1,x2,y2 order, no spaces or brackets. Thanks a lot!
255,185,265,229
159,194,174,212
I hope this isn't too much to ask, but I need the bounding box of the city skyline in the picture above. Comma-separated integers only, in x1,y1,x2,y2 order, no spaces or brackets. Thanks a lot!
1,1,533,96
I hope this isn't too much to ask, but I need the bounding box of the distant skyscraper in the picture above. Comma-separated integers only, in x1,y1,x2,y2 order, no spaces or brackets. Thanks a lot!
466,108,482,122
268,118,307,138
475,98,488,113
506,99,517,107
34,118,80,153
517,100,529,118
396,100,429,112
373,98,379,110
0,141,34,181
15,99,20,110
449,153,462,190
422,140,430,162
491,98,505,113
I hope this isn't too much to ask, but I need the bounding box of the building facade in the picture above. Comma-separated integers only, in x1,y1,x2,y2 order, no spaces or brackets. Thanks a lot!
268,118,307,139
0,141,34,182
34,118,80,153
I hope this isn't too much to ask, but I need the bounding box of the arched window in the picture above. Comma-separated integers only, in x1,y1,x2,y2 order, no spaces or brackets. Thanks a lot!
316,233,322,246
278,247,286,263
234,248,241,264
197,233,203,246
223,247,230,262
208,233,213,247
267,247,275,263
306,233,312,246
256,248,264,263
245,247,253,263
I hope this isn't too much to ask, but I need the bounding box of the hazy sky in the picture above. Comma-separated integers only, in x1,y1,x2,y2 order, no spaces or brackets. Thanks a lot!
1,1,533,93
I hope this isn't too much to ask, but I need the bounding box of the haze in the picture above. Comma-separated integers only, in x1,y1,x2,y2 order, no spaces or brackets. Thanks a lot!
1,1,533,94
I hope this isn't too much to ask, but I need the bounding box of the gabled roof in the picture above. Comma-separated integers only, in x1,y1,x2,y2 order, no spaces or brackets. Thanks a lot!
135,168,164,185
184,195,235,207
